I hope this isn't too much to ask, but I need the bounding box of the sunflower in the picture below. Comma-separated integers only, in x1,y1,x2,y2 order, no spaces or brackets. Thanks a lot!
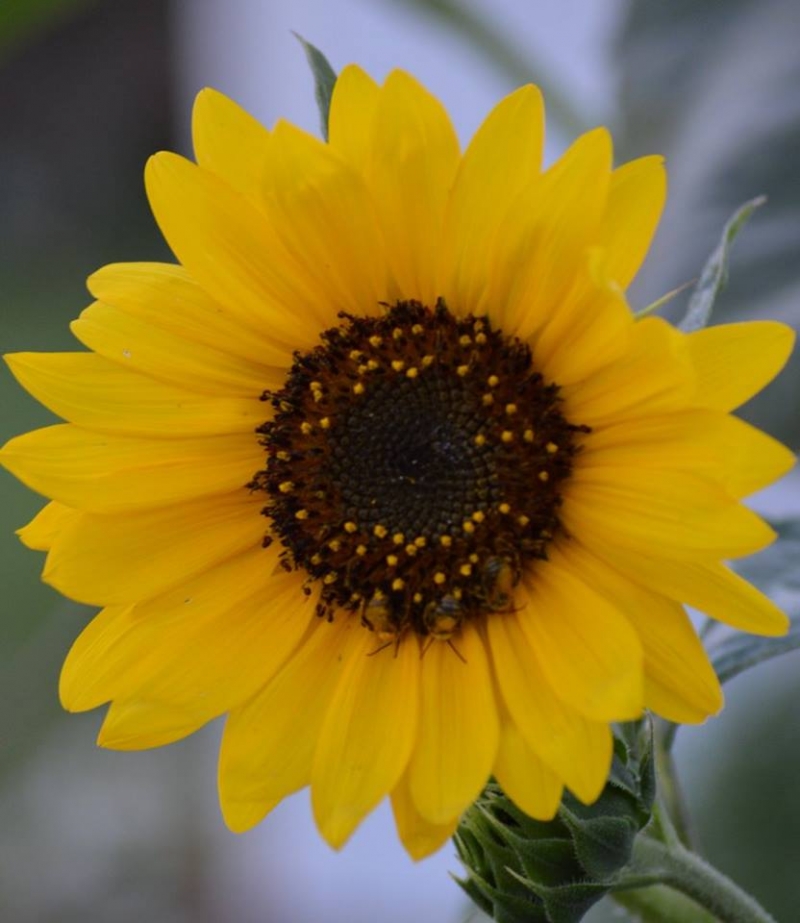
1,66,794,860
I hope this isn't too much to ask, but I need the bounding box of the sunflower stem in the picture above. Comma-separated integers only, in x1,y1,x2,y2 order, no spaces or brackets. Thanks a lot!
613,836,778,923
652,723,695,848
611,883,718,923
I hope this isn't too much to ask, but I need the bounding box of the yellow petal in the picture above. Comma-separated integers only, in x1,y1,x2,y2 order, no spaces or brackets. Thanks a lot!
328,64,380,173
567,468,776,560
581,409,795,498
43,492,265,606
492,127,612,336
562,541,723,723
97,698,208,750
61,604,132,710
494,714,563,821
87,262,288,367
562,317,694,426
219,615,358,833
391,770,457,861
60,551,311,716
366,70,460,304
4,353,265,437
16,501,78,550
311,632,419,848
264,121,391,321
597,155,666,289
1,425,262,513
71,302,281,396
407,623,499,825
486,609,612,804
438,84,544,315
144,153,321,349
519,556,644,721
686,321,795,411
590,546,789,638
532,251,633,387
192,87,272,205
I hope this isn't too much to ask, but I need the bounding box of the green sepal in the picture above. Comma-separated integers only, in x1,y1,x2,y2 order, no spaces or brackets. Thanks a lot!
293,34,337,140
455,722,655,923
679,196,766,332
509,873,611,923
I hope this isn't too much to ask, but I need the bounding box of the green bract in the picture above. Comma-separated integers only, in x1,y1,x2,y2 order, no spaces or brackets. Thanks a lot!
455,722,655,923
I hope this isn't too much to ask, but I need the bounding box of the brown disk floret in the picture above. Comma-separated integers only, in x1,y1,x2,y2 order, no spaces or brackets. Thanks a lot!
249,300,588,639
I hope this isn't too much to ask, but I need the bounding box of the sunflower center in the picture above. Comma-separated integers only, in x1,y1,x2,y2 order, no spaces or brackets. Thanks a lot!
250,300,586,641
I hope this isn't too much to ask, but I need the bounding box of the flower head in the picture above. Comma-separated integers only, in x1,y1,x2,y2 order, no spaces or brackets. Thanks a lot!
1,66,794,859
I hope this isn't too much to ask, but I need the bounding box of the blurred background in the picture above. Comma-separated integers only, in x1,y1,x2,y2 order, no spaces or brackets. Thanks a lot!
0,1,798,921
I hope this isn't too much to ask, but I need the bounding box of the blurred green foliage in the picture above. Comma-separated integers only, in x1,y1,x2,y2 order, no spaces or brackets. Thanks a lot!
0,0,100,61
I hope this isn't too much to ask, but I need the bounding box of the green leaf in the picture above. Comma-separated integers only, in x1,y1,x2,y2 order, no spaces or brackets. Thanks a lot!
679,196,765,332
293,34,337,141
711,617,800,685
709,519,800,685
0,0,99,61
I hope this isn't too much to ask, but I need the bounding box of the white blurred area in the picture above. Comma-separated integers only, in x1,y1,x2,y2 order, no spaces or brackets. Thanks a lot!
169,0,623,155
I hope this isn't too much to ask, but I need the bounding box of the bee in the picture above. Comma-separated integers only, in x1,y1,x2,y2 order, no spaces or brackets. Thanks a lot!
362,591,406,655
423,594,464,640
481,555,520,611
421,595,468,662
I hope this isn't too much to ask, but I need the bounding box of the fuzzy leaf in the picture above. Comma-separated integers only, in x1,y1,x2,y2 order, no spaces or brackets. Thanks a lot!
710,519,800,684
711,616,800,685
679,196,765,332
293,34,337,140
